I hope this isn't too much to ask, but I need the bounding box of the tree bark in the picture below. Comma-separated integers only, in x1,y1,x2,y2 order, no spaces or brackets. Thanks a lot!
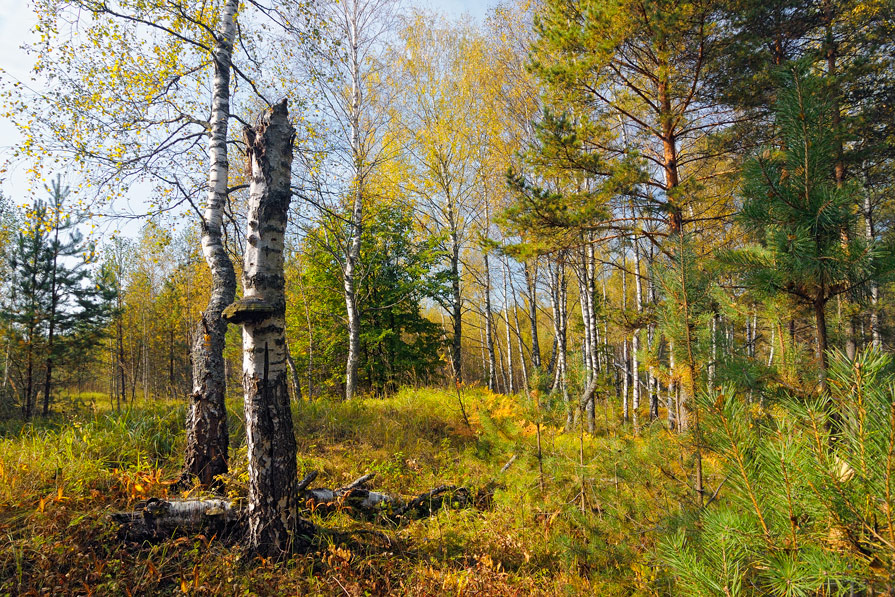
343,0,364,401
236,99,313,557
632,235,643,434
864,185,880,348
814,294,830,393
181,0,239,488
483,252,497,391
524,260,541,370
42,209,61,417
501,257,515,394
285,339,303,402
449,228,463,384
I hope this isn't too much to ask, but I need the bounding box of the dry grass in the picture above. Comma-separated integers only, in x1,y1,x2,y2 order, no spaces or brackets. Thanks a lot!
0,386,696,595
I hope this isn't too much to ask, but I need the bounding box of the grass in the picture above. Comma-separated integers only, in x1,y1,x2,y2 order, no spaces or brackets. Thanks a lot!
0,386,703,595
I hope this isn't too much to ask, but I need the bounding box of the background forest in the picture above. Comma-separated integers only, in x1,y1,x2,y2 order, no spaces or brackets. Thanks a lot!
0,0,894,594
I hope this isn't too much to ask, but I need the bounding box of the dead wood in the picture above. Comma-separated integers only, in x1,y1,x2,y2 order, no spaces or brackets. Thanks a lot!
110,472,493,543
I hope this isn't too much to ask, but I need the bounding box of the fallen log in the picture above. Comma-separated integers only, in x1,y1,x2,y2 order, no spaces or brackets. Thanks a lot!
110,497,243,543
110,472,492,542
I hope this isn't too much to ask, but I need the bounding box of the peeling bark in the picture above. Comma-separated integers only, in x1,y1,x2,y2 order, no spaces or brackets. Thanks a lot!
237,99,313,557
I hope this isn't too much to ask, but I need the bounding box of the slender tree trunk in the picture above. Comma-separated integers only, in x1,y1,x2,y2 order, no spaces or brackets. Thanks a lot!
142,311,150,400
524,261,541,370
237,100,312,557
478,328,487,382
814,294,830,392
709,313,717,388
449,230,463,384
556,260,571,428
632,235,643,434
343,0,364,401
42,218,61,417
768,326,776,367
181,0,239,488
508,262,530,396
621,242,629,423
495,324,509,394
576,247,596,431
285,340,303,402
118,313,126,407
667,341,676,431
484,252,497,391
502,258,515,394
647,244,659,420
548,260,563,394
577,250,593,386
24,324,34,420
2,337,10,397
864,186,880,348
169,327,175,399
295,261,315,399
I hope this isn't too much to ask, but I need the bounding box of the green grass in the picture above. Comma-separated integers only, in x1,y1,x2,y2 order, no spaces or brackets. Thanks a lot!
0,387,699,595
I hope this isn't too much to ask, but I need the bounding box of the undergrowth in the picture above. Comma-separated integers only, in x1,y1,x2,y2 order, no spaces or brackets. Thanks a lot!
0,385,707,595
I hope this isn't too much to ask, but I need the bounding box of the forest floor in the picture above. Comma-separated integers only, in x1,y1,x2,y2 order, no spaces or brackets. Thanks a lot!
0,386,706,595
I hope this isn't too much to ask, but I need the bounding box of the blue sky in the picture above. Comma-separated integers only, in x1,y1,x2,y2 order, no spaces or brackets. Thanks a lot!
0,0,497,207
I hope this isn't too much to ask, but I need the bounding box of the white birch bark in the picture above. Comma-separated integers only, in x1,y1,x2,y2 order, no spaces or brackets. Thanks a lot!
632,235,643,433
234,100,312,556
507,260,530,396
182,0,239,487
502,257,515,394
343,0,364,400
484,252,497,391
864,186,881,348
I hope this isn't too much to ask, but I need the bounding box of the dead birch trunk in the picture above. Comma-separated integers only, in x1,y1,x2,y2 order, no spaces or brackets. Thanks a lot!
227,100,312,557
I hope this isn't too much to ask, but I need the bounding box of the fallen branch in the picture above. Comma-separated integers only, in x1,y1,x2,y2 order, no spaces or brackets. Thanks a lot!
110,472,492,542
110,497,243,543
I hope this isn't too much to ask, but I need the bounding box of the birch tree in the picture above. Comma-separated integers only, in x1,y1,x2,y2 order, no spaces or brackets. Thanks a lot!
295,0,398,399
386,14,489,383
225,99,313,556
8,0,305,486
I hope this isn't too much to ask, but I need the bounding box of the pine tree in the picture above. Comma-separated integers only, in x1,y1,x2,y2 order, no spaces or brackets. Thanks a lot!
0,177,112,417
731,65,887,391
2,202,52,419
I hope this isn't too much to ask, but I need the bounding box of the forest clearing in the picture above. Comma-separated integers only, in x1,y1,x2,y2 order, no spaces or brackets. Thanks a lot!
0,0,894,593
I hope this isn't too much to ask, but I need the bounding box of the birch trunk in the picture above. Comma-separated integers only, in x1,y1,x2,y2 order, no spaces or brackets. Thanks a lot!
449,227,463,384
864,186,880,348
42,224,60,417
632,236,642,433
484,252,497,391
508,262,530,397
343,0,364,400
621,244,629,423
181,0,239,488
524,261,541,370
285,340,303,402
667,341,676,430
502,258,515,394
234,100,312,556
647,243,659,420
556,261,571,428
